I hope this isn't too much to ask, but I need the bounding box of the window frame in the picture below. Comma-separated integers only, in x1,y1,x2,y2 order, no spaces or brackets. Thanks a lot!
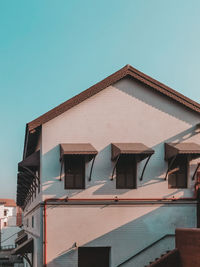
32,216,34,228
168,155,189,189
116,155,137,189
64,155,85,190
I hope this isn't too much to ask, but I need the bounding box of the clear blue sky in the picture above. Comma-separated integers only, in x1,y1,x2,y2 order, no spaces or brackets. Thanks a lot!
1,0,200,199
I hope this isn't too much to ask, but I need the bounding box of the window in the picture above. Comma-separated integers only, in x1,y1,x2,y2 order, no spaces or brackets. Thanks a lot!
116,155,137,189
168,156,188,188
78,247,110,267
4,222,7,227
4,210,7,217
64,155,85,189
32,216,34,228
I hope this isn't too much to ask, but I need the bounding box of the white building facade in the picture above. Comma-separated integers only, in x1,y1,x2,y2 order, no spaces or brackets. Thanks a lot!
16,65,200,267
0,199,20,250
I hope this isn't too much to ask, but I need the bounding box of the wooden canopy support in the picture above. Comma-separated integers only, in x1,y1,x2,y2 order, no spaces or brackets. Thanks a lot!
111,154,120,180
88,155,96,181
192,163,200,181
164,155,177,180
140,154,153,181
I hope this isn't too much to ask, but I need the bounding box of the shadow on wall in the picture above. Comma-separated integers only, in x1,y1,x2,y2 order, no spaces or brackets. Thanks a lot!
141,123,200,183
41,123,200,199
42,144,130,197
46,204,196,267
114,77,199,125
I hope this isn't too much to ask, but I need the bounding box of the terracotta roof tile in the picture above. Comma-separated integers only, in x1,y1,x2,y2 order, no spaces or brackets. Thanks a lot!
0,199,16,207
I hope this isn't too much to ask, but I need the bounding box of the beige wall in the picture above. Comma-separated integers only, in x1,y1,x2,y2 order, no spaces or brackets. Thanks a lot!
46,204,196,266
23,207,43,267
41,77,200,200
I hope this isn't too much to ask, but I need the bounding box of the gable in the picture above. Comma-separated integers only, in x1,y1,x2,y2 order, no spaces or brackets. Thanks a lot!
42,78,200,153
27,64,200,132
24,65,200,158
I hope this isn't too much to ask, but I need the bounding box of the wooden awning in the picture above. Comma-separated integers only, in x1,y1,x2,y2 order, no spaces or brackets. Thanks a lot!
165,143,200,160
18,150,40,171
12,238,33,255
111,143,154,161
60,143,98,160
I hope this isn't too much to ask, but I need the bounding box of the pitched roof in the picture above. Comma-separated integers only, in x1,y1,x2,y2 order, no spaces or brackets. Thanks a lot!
27,64,200,133
0,199,16,207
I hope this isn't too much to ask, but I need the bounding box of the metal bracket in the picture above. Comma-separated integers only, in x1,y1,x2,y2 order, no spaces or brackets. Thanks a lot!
192,163,200,181
60,157,64,181
23,253,33,267
88,155,96,181
111,154,120,180
165,155,177,180
140,155,152,181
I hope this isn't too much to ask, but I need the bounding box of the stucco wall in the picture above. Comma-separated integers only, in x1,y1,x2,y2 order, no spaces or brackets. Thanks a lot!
46,204,196,267
41,77,200,200
23,207,43,267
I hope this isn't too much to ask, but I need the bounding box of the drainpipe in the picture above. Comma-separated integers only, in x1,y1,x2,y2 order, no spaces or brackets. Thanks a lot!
43,201,47,267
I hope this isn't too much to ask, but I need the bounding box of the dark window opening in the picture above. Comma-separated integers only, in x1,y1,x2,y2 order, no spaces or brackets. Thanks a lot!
4,210,7,217
64,155,85,189
32,216,34,228
4,222,7,227
168,156,188,188
78,247,110,267
116,155,137,189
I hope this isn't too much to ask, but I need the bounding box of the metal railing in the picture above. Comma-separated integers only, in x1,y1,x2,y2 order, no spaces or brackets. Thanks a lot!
0,244,16,250
117,234,175,266
17,229,25,238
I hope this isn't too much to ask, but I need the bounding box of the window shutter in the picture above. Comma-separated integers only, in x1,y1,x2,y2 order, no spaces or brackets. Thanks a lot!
116,156,136,189
168,173,177,188
177,173,187,188
65,156,85,189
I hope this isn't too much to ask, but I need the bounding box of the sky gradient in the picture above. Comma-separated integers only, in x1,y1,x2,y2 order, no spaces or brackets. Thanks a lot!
1,0,200,199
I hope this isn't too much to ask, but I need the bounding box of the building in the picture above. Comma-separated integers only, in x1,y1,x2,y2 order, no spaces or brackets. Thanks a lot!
0,199,21,249
0,199,17,228
0,199,23,266
147,228,200,267
15,65,200,267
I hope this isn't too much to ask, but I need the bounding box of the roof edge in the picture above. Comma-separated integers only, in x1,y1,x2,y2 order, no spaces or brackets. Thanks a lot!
27,64,200,132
